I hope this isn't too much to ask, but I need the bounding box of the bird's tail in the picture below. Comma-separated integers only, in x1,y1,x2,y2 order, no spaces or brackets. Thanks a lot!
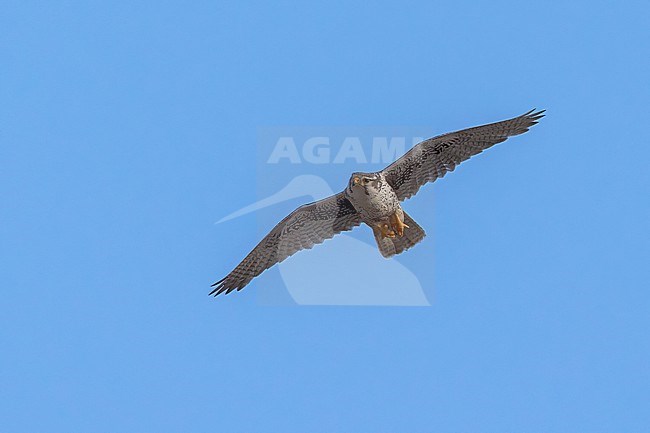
373,211,426,258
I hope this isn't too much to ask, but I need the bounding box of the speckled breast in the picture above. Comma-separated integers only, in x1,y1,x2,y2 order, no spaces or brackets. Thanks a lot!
346,178,401,222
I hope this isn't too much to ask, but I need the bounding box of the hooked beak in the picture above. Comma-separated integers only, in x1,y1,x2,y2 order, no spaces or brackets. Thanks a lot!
353,176,360,185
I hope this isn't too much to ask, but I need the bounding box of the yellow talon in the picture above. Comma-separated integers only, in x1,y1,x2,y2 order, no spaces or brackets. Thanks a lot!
389,212,409,237
377,223,396,238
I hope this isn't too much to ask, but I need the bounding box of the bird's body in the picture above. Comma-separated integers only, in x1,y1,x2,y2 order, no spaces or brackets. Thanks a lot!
211,109,545,295
344,171,417,253
345,171,401,225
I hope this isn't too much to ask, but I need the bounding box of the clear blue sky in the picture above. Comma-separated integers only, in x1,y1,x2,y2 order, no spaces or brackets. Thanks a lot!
2,1,649,432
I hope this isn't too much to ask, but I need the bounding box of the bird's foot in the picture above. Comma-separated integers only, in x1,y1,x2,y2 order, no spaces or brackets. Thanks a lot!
379,222,396,238
389,212,409,237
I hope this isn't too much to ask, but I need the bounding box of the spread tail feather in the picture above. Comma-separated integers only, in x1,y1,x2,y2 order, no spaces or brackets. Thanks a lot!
373,211,426,258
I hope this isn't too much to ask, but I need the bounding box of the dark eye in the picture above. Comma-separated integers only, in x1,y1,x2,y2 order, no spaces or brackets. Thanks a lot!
363,178,370,184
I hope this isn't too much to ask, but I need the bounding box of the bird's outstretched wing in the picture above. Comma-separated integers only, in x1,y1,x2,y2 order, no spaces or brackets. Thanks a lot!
210,192,361,295
382,109,545,201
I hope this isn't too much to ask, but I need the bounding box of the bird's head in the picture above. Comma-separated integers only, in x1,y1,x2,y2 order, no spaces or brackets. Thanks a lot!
349,172,382,192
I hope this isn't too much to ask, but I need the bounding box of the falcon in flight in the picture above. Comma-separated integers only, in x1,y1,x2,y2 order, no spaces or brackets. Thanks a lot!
211,109,545,296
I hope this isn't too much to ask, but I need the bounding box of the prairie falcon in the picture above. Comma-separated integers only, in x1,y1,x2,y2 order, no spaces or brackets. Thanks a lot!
211,109,545,295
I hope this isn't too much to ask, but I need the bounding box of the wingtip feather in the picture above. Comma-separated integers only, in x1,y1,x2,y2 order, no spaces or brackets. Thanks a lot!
208,276,227,296
525,108,546,120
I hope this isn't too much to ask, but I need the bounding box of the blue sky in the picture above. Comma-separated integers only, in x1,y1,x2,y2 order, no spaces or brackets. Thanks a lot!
2,1,649,432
